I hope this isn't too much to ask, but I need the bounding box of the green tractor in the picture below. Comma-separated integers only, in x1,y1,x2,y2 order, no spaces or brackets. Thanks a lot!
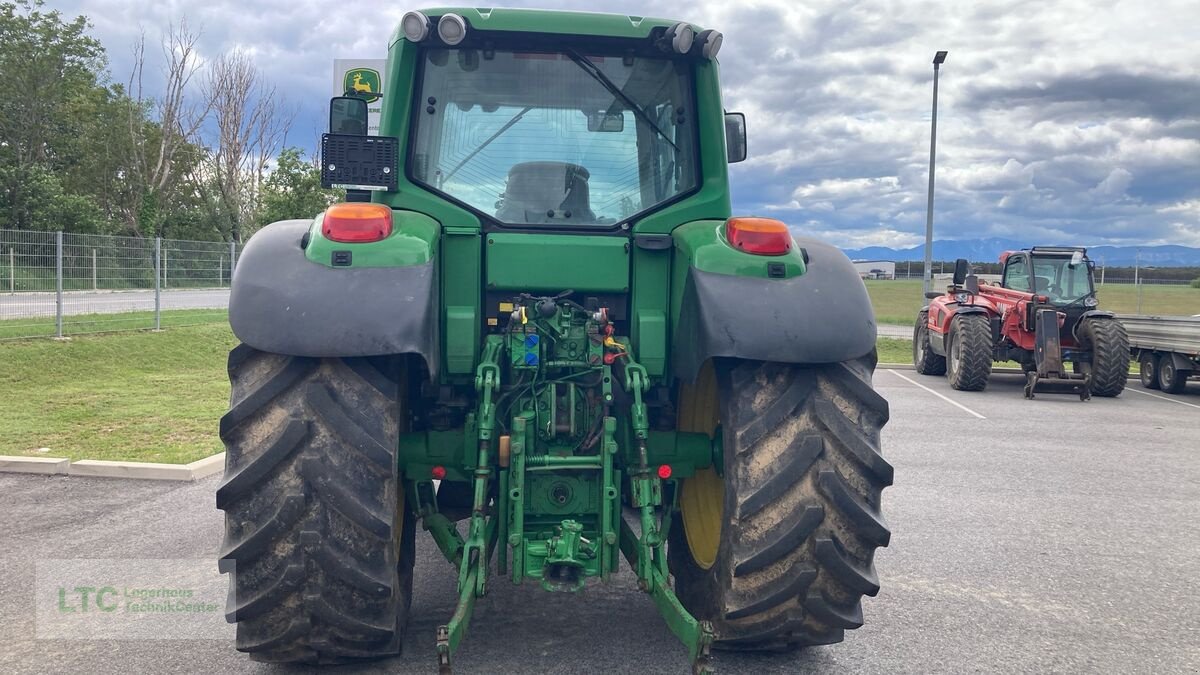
217,8,891,672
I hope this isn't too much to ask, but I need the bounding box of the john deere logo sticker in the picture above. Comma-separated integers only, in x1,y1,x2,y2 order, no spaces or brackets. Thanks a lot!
343,68,382,102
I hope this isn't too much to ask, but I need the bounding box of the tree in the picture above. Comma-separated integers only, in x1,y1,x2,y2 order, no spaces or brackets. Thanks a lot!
201,51,294,242
0,0,106,230
258,148,341,225
122,20,210,237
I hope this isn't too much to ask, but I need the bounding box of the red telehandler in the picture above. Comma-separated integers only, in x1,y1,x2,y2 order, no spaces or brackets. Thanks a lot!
914,247,1128,399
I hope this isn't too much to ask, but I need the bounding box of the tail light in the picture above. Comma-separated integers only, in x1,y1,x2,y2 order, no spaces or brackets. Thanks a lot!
322,203,393,243
725,217,792,256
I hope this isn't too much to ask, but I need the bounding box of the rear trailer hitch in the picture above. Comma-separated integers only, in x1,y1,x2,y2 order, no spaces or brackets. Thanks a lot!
431,296,717,673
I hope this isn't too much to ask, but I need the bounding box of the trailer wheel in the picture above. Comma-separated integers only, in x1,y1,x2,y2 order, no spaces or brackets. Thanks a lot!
946,313,992,391
1139,352,1160,390
1158,357,1188,394
913,311,946,376
1079,317,1128,397
217,345,415,663
670,356,892,650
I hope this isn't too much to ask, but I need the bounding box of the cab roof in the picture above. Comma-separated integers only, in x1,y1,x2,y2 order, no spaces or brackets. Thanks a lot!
391,8,696,47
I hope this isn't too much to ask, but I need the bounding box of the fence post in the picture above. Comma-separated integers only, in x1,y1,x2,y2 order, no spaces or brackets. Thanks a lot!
229,240,236,285
162,244,167,290
92,249,97,291
154,237,162,331
55,231,63,338
8,248,12,294
218,256,223,287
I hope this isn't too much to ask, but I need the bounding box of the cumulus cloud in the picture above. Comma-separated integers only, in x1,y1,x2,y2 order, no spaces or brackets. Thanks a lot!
56,0,1200,247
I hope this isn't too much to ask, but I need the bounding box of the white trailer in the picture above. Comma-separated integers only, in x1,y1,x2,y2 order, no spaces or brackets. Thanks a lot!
1124,315,1200,393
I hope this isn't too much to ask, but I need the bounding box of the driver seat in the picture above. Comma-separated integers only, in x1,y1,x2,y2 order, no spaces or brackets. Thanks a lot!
496,162,596,224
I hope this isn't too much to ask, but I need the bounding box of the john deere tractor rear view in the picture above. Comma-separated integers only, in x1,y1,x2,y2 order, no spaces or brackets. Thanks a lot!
217,9,891,672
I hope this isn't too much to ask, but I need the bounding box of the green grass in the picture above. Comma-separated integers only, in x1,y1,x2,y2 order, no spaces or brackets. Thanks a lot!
0,301,1144,464
875,338,912,365
0,308,228,340
867,279,1199,325
0,322,237,463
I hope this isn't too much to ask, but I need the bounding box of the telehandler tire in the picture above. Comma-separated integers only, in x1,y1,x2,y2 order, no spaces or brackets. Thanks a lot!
670,356,892,650
913,311,946,376
946,313,992,391
216,344,415,663
1078,317,1128,397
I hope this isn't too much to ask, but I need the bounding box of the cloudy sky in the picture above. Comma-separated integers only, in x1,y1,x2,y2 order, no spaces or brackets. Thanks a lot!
58,0,1200,248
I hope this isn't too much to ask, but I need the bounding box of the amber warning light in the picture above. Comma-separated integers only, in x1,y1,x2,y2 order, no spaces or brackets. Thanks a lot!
725,217,792,256
322,203,393,243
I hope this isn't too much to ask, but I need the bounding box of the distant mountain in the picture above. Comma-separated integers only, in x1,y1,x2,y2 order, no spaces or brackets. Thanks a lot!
843,239,1200,266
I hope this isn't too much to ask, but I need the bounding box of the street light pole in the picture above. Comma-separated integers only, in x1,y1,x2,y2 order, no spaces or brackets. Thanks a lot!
923,50,948,295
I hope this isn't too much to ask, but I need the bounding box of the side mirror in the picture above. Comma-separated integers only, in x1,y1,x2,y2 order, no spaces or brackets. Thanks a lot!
329,96,368,136
952,258,970,286
724,112,746,163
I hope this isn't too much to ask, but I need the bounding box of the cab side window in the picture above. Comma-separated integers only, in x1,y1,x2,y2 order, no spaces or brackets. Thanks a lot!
1003,256,1030,292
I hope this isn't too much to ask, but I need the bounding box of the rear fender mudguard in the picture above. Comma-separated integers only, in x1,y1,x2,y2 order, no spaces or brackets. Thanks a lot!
1072,309,1117,343
672,236,876,382
228,219,440,374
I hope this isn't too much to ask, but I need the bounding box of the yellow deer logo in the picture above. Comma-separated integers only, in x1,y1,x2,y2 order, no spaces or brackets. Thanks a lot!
342,68,381,102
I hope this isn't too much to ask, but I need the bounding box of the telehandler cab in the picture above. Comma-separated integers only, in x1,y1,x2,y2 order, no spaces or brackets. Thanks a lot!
218,9,891,672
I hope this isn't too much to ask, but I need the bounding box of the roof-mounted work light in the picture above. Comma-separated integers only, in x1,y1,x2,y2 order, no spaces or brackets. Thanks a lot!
438,13,468,46
401,11,431,42
696,29,723,59
664,22,694,54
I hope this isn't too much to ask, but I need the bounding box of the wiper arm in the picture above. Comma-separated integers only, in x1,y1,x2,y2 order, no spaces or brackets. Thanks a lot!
563,49,678,152
441,105,533,185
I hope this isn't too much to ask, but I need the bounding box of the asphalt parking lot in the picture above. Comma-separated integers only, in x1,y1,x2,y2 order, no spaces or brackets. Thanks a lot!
1,370,1197,674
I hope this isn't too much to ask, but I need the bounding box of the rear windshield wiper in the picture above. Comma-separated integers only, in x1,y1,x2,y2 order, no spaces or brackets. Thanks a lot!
563,48,678,152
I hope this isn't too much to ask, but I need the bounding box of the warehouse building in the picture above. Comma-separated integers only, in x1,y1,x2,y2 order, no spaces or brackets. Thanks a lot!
852,260,896,280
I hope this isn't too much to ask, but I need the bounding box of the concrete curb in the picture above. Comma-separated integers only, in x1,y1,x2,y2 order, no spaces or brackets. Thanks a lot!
0,453,226,481
0,456,70,474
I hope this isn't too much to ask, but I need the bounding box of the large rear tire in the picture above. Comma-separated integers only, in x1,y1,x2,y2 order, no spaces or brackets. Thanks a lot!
946,313,992,391
217,345,415,663
1079,318,1128,397
913,311,946,376
670,355,892,650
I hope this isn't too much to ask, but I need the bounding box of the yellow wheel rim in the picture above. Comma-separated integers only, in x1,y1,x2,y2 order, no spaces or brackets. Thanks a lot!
681,466,723,569
677,361,723,570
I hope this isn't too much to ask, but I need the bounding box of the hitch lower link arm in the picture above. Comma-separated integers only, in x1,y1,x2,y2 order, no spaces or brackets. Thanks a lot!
618,349,716,673
437,338,503,673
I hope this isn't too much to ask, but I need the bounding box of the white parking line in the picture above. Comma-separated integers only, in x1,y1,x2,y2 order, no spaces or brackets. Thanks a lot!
1125,387,1200,410
886,369,987,419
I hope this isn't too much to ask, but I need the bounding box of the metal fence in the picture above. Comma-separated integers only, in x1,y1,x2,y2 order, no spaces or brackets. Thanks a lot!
1,229,239,341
